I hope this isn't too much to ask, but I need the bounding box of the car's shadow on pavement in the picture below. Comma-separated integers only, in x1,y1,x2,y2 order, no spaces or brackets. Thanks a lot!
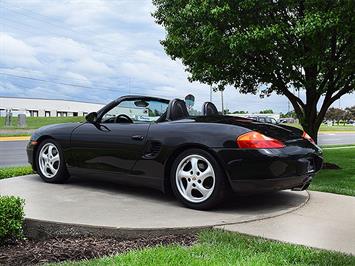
61,175,308,213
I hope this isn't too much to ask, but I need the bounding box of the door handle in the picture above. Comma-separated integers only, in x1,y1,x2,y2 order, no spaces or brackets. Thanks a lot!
132,135,144,141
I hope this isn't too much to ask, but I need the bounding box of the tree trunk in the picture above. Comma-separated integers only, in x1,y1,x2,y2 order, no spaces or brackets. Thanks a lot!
299,111,320,143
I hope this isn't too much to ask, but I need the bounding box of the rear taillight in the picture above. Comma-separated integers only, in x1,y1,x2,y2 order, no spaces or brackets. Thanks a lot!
302,131,315,144
237,131,285,149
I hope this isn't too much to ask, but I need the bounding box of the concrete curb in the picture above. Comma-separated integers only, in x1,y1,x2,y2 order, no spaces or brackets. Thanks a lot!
0,136,30,141
24,218,211,240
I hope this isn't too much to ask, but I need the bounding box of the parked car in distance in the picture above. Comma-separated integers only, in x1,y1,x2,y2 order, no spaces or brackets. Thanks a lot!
279,118,297,124
27,95,323,210
248,116,278,125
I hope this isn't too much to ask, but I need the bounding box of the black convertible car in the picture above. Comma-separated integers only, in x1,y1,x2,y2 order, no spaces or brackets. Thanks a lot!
27,95,323,210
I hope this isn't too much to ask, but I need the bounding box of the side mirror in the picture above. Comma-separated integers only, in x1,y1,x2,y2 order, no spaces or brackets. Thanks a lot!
85,112,98,123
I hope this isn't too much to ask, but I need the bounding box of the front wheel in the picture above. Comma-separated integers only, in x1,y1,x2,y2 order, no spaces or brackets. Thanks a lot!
170,149,227,210
36,139,69,183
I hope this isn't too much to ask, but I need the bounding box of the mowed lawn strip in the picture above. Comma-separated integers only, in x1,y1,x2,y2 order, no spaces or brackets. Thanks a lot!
310,146,355,196
50,230,354,266
284,123,355,132
0,116,84,130
0,166,33,180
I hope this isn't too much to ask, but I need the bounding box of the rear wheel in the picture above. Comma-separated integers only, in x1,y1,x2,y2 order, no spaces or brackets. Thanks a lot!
36,139,69,183
170,149,226,210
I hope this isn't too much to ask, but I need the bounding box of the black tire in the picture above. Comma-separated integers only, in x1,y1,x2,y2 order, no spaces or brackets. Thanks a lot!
35,139,70,183
170,148,227,210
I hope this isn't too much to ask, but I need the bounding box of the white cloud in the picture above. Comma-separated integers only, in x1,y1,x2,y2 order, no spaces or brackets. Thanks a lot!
29,37,88,59
0,33,41,67
71,57,114,76
1,0,353,113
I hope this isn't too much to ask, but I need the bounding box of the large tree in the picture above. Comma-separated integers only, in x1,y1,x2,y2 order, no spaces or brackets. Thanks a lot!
153,0,354,142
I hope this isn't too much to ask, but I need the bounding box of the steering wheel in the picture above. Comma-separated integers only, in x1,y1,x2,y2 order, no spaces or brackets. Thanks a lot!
114,114,133,124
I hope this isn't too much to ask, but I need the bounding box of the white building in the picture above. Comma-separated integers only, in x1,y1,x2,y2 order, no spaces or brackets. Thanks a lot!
0,96,104,117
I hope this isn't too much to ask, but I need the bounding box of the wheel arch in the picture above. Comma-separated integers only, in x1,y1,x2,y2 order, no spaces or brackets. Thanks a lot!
163,143,231,193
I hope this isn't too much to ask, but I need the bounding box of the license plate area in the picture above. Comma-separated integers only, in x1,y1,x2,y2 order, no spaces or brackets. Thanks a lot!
307,158,315,173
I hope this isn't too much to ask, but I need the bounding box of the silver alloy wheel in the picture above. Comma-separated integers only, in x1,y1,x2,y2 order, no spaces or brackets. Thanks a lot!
175,154,215,203
38,143,60,178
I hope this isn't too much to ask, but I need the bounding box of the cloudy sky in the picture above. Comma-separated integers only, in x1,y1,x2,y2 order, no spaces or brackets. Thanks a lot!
0,0,353,113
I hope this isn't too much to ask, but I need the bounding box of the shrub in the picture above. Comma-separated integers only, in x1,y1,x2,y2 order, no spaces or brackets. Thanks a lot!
0,196,25,241
0,166,33,180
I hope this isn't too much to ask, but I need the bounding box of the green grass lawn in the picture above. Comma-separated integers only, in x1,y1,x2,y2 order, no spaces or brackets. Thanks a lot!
319,124,355,132
50,230,354,266
0,116,84,130
310,146,355,196
0,166,33,180
284,123,355,132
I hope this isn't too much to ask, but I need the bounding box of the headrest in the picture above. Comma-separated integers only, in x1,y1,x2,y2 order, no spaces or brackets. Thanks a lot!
166,99,189,121
202,102,219,116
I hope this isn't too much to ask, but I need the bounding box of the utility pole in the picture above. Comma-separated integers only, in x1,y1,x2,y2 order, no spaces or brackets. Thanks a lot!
210,86,212,102
221,89,224,114
128,77,131,94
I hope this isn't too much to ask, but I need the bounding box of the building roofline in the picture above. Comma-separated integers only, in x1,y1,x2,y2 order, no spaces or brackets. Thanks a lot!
0,95,105,105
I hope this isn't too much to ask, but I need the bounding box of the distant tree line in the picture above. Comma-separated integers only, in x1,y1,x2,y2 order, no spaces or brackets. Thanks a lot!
324,106,355,125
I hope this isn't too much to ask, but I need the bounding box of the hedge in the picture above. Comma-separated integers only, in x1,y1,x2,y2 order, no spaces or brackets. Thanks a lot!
0,196,25,241
0,166,33,180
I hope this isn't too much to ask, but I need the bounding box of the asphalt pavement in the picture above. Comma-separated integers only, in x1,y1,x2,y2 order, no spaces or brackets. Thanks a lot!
0,140,28,167
317,132,355,145
0,133,354,167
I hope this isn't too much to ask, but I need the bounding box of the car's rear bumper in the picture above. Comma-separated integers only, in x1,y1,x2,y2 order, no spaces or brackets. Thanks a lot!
213,139,323,193
230,175,313,193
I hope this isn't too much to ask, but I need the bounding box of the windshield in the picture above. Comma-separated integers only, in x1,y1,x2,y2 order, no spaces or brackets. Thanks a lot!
101,99,169,123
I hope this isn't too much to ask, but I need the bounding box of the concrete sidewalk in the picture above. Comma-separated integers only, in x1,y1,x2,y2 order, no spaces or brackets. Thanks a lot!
217,191,355,255
0,175,308,229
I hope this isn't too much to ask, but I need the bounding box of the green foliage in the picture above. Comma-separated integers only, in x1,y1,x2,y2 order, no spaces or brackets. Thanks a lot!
153,0,355,141
53,230,355,266
0,166,33,180
345,106,355,120
281,111,297,118
325,107,346,123
233,110,248,114
311,146,355,196
0,196,25,241
259,109,274,114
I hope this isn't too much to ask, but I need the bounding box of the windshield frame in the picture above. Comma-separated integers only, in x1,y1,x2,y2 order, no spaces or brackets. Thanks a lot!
96,96,170,124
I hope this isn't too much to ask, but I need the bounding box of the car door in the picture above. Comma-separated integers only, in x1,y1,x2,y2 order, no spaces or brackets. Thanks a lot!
65,97,169,182
67,122,149,177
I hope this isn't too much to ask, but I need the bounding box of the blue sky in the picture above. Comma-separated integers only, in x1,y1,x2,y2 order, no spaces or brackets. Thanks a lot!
0,0,353,113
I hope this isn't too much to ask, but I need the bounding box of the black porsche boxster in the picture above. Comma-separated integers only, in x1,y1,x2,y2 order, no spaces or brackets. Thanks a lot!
27,95,323,210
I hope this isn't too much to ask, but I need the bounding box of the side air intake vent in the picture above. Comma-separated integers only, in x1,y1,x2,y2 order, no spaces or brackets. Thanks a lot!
143,141,162,159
